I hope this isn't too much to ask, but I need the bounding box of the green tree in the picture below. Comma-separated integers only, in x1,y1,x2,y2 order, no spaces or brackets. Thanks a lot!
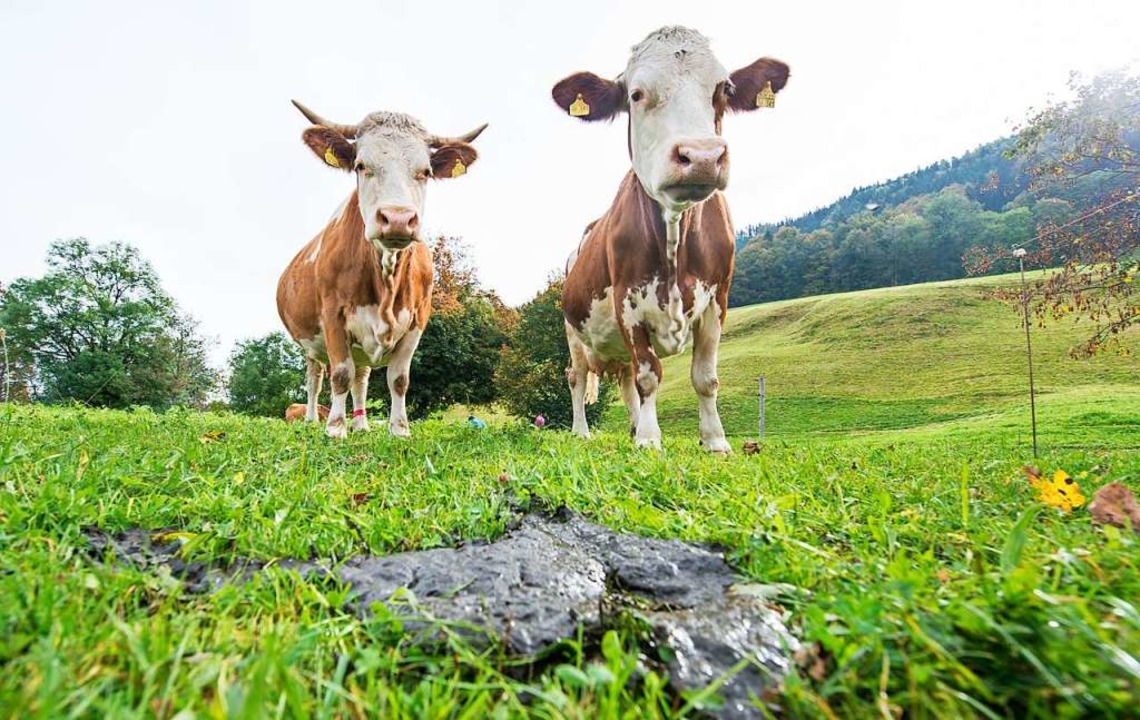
0,238,216,408
496,277,611,429
227,332,306,417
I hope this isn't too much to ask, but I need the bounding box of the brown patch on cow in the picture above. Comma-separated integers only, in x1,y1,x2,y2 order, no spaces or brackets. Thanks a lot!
285,403,330,422
302,126,356,170
393,374,409,396
1089,482,1140,533
430,142,478,179
552,72,626,122
728,58,790,113
332,365,352,394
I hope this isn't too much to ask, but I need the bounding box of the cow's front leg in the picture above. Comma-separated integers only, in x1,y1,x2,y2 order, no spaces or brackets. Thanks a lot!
629,324,663,449
350,365,371,432
617,364,640,437
691,302,730,454
565,321,592,438
322,313,353,439
386,327,421,438
304,357,324,422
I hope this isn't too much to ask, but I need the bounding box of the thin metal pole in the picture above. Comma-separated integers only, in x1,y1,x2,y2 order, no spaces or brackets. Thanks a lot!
758,375,766,439
1018,256,1038,457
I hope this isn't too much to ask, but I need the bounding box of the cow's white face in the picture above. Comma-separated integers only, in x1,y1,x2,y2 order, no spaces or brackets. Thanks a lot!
553,26,790,215
623,32,730,213
299,109,482,253
352,130,431,251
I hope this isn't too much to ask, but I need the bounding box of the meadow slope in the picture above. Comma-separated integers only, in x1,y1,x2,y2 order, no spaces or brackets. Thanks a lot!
642,271,1137,443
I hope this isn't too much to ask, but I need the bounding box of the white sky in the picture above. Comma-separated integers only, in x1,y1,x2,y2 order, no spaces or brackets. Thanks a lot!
2,0,1138,364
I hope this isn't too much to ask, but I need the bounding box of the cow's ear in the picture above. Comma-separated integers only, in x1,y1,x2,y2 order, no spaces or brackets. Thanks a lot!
430,142,478,180
302,126,356,170
552,72,625,122
728,58,790,112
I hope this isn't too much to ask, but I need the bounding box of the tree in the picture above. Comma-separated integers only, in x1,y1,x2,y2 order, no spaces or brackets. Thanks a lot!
496,276,612,429
227,332,306,417
0,238,217,407
969,70,1139,357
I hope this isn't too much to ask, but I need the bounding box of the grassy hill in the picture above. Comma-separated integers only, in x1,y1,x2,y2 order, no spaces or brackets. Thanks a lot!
638,272,1137,446
2,276,1138,718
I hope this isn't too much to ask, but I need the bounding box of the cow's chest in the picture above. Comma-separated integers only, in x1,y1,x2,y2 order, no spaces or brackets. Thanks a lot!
578,277,716,360
345,304,413,366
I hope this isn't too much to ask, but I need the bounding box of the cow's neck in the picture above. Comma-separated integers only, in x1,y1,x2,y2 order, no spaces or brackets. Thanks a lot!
625,171,702,275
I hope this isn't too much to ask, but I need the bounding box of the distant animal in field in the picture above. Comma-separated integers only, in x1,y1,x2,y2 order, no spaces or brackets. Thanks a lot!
277,100,487,438
552,26,790,451
285,403,329,423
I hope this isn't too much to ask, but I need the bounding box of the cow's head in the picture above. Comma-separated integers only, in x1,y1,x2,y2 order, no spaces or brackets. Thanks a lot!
552,27,789,215
293,101,486,252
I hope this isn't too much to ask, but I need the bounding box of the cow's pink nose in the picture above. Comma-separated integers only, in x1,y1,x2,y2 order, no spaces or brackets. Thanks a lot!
672,139,728,177
377,206,419,238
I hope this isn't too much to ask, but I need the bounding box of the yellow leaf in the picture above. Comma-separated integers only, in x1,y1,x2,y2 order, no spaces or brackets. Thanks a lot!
1026,468,1086,512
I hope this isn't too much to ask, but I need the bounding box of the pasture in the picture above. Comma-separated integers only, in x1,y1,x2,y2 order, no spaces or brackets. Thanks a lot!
2,274,1138,718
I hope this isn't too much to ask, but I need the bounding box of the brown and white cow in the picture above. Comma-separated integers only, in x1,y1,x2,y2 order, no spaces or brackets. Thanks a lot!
276,101,486,438
552,26,789,451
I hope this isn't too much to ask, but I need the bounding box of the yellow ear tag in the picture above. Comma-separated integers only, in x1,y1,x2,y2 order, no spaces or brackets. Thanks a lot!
451,158,467,178
569,93,590,117
323,147,341,168
755,81,776,109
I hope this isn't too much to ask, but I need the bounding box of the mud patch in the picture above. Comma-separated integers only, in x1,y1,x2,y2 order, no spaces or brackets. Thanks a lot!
87,509,797,717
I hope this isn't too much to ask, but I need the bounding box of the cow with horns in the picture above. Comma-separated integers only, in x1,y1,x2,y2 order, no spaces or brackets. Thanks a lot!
276,101,487,438
552,26,790,451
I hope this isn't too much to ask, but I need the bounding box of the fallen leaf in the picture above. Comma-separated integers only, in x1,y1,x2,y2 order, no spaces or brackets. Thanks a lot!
1024,466,1086,512
1088,482,1140,533
199,430,226,444
350,492,371,507
742,440,761,455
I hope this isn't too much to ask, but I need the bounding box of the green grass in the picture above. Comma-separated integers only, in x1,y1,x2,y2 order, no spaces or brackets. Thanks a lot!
1,273,1138,718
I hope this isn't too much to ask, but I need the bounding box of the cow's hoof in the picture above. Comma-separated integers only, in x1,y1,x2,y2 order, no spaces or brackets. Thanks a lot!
352,420,370,433
703,438,732,454
389,425,411,439
635,437,662,450
325,422,348,439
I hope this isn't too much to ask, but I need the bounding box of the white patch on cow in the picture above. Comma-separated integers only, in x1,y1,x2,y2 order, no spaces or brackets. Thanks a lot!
618,277,717,359
380,248,401,277
307,236,323,263
663,210,682,262
575,287,628,361
345,305,412,365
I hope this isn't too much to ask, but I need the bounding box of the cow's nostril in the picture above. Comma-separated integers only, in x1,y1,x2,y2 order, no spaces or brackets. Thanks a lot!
678,154,691,166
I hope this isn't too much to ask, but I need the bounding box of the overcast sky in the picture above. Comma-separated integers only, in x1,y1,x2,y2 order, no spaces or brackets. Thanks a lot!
2,0,1138,364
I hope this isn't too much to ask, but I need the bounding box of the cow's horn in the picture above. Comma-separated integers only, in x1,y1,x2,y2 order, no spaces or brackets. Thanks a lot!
291,100,359,139
428,123,489,147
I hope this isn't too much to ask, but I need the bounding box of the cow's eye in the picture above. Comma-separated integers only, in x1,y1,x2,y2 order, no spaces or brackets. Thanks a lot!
416,168,431,181
723,82,736,99
630,89,644,103
354,162,365,173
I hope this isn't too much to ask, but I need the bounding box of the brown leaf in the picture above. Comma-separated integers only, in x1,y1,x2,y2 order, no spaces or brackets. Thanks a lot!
199,430,226,444
1088,482,1140,533
742,440,762,455
350,492,371,507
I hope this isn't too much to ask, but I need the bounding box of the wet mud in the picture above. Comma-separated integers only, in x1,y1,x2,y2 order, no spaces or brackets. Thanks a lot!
87,508,796,717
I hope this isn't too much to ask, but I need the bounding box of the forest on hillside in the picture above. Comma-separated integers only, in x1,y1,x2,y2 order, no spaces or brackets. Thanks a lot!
729,129,1138,307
